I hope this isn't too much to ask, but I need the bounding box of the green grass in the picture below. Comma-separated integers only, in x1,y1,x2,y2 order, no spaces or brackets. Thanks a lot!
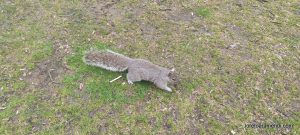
195,7,212,18
1,0,299,134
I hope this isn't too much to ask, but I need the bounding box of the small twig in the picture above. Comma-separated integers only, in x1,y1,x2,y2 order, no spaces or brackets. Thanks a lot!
271,21,281,25
48,69,61,84
48,69,55,81
159,8,172,11
109,75,122,83
58,12,75,17
62,63,71,70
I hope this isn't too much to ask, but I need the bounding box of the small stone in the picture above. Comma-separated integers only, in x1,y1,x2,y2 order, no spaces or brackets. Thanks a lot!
229,44,238,49
231,130,236,135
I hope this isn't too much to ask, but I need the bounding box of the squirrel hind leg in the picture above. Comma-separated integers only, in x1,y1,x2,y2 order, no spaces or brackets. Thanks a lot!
128,80,134,85
126,72,141,84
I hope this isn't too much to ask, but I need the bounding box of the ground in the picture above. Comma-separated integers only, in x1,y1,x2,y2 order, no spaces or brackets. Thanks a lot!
0,0,299,134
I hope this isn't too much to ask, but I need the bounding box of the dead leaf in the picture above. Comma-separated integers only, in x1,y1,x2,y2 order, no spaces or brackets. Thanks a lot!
79,83,84,90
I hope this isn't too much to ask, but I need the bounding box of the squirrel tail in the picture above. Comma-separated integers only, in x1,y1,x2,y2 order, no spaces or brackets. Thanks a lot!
83,49,132,72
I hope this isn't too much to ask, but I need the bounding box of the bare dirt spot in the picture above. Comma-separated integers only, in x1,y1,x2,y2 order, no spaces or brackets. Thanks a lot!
166,9,196,22
84,0,208,52
190,86,204,102
25,40,72,91
20,39,73,133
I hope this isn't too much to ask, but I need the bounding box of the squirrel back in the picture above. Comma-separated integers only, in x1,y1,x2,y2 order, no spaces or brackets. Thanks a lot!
83,49,132,71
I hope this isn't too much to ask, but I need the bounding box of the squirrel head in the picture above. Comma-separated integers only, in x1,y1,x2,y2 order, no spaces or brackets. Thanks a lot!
167,68,180,86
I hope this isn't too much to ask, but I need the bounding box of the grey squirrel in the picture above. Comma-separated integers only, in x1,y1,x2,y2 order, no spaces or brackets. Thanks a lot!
83,49,178,92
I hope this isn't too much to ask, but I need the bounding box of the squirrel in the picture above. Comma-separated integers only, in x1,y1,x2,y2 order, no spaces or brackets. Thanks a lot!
83,49,178,92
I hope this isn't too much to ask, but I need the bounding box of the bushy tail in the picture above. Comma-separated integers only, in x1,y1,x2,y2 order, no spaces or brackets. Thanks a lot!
83,49,132,71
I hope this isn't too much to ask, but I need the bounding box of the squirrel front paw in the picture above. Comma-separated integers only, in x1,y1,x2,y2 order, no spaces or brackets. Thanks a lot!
165,87,172,92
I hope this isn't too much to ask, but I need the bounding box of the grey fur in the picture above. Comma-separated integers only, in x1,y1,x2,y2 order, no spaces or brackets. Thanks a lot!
83,49,176,92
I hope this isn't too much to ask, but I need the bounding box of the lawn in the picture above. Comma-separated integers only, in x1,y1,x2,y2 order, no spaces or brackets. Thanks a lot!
0,0,299,134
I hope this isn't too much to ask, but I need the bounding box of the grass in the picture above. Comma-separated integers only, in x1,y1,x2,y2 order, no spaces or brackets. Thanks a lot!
195,7,212,18
1,0,299,134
